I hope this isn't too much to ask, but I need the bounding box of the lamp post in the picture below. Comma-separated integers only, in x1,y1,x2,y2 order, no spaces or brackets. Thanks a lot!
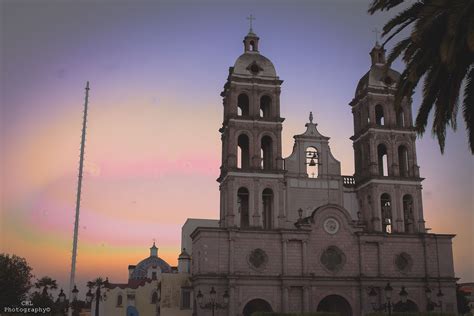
86,288,93,309
58,286,80,316
425,286,444,312
196,286,229,316
369,282,407,316
58,288,67,315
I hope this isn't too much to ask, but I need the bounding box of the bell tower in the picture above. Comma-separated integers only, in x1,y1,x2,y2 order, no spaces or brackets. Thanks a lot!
217,28,285,229
349,43,425,234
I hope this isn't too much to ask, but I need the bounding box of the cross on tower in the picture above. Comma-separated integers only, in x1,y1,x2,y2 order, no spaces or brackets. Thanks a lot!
372,28,381,44
247,14,256,32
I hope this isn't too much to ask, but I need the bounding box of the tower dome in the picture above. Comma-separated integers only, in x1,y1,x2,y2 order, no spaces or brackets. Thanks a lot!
354,43,400,97
232,30,277,78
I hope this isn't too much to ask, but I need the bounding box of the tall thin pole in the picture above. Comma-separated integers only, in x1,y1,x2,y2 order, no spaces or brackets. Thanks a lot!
68,81,90,316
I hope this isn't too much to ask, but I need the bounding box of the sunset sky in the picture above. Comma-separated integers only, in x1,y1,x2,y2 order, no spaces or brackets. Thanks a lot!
1,0,472,297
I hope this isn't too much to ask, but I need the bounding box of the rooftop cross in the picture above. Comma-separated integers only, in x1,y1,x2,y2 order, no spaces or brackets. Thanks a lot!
246,14,256,33
372,28,381,45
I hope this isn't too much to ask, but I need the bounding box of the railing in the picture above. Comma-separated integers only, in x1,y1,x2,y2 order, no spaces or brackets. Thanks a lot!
342,175,356,187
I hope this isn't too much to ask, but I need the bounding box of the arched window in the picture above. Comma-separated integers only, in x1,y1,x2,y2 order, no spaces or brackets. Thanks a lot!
398,146,409,177
403,194,414,233
355,111,361,131
260,95,272,118
397,109,405,127
375,104,385,126
305,146,318,178
261,136,273,170
249,40,255,51
237,93,249,116
117,294,123,306
237,134,250,169
262,188,273,229
377,144,388,176
238,187,250,228
381,193,392,233
151,291,158,304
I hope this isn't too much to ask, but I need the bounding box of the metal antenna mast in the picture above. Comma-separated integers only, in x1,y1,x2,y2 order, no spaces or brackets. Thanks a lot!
68,81,90,316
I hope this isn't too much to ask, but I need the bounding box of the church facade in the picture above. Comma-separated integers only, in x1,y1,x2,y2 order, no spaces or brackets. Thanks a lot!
185,29,458,316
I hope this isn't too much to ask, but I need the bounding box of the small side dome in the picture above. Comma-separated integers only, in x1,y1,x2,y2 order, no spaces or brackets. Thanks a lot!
178,248,191,259
130,243,172,279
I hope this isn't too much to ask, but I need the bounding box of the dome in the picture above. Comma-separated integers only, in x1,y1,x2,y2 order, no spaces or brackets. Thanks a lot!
130,256,171,279
129,243,172,279
355,66,400,97
355,44,400,97
233,52,277,78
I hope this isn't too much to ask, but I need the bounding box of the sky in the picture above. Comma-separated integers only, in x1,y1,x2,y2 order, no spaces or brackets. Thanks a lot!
1,0,473,297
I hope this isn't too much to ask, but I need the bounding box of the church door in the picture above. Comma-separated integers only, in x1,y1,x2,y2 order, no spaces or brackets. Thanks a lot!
317,295,352,316
126,306,139,316
242,299,273,316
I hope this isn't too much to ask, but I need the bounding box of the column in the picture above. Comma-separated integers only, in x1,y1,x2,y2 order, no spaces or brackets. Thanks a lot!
282,238,288,275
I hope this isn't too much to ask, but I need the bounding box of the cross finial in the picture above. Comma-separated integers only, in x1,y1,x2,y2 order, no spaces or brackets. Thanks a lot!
309,111,313,123
372,28,381,45
247,14,256,33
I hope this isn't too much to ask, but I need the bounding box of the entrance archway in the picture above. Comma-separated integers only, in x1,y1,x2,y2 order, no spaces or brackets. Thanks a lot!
317,295,352,316
393,299,419,312
126,306,139,316
243,298,273,316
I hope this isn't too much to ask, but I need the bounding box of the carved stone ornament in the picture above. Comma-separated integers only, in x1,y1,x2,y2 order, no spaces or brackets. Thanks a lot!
320,246,346,272
323,217,340,235
248,248,268,271
395,252,413,273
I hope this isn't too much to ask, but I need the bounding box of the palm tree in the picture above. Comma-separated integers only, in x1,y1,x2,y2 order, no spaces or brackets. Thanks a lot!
31,276,58,313
368,0,474,154
87,277,109,316
34,276,58,297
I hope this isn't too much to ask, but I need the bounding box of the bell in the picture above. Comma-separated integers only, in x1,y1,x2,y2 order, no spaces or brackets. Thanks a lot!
309,158,316,166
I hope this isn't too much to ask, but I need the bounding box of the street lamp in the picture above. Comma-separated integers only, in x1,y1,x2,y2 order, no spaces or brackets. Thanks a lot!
59,289,66,304
86,289,93,303
57,286,80,316
369,282,407,316
71,286,79,301
426,286,444,312
196,286,229,316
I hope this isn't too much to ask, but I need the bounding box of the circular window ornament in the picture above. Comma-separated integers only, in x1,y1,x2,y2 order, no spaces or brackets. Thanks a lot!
248,248,268,271
323,217,340,235
395,252,413,273
384,76,394,85
320,246,346,273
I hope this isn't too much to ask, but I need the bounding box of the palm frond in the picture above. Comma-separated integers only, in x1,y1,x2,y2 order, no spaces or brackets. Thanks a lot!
463,67,474,153
386,37,411,66
414,65,444,135
382,2,422,37
368,0,404,15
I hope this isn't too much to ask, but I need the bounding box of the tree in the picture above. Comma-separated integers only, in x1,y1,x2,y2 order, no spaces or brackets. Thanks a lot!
0,253,33,309
31,276,58,314
87,277,109,316
34,276,58,297
457,284,471,315
368,0,474,154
